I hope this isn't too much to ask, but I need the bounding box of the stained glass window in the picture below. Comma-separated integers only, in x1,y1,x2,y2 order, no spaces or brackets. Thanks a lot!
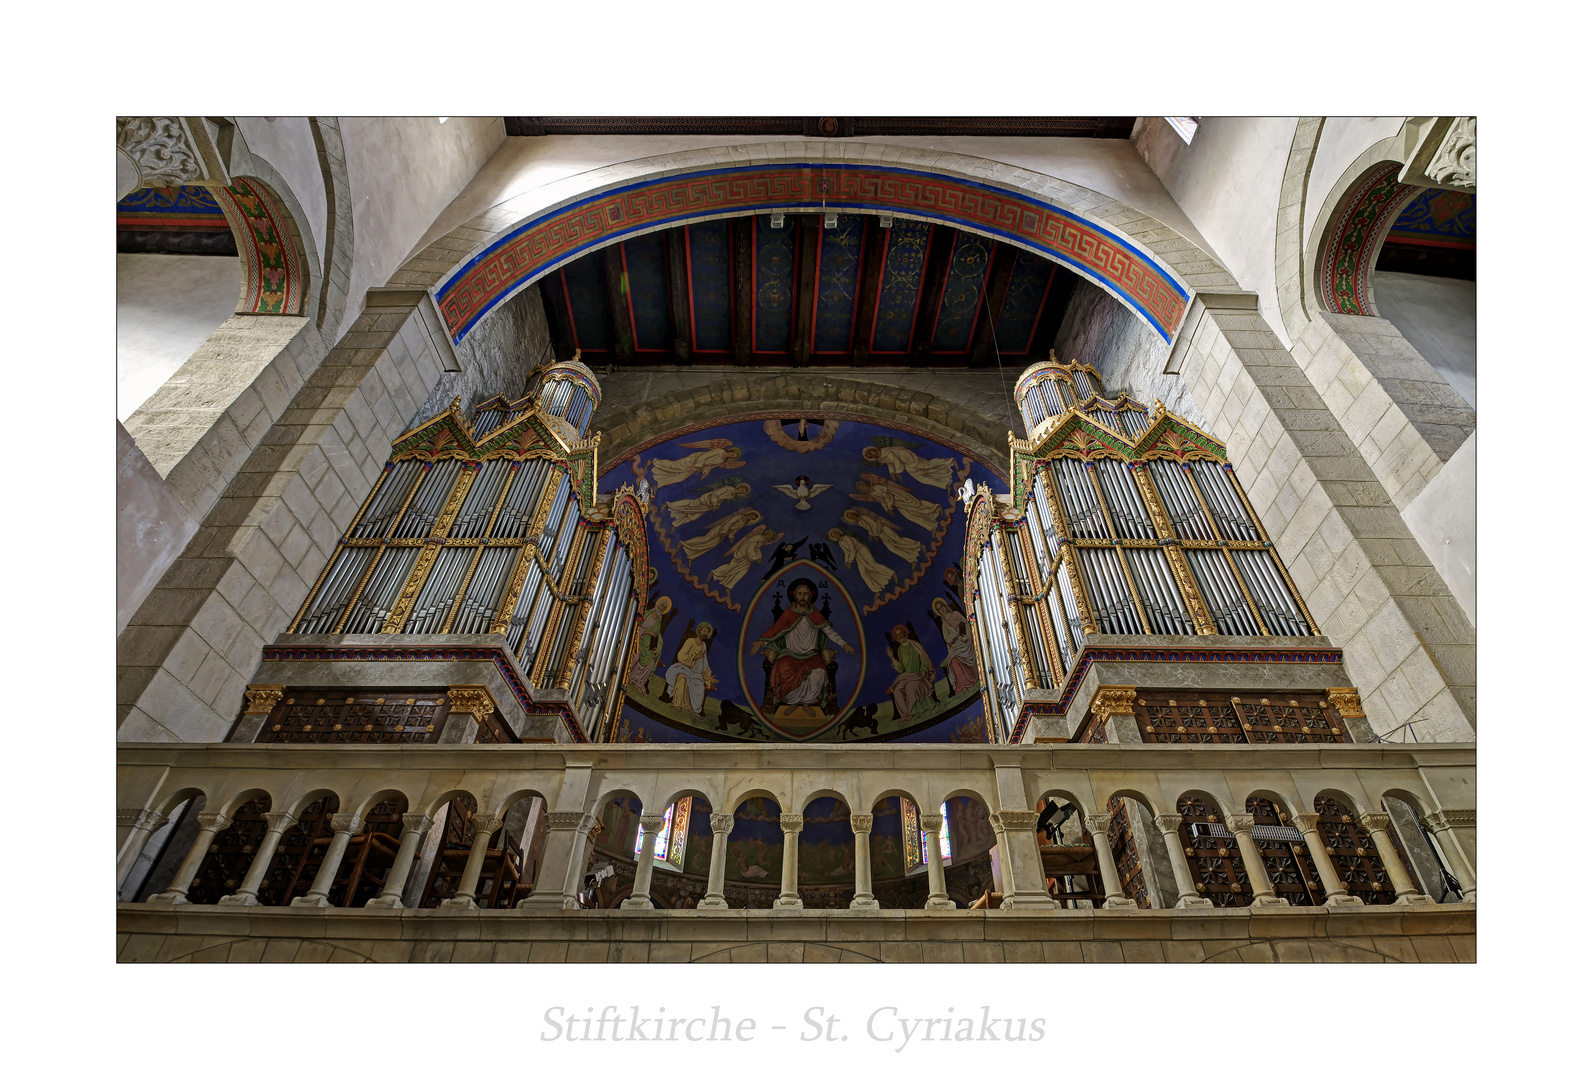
920,802,952,864
902,799,924,873
633,797,691,871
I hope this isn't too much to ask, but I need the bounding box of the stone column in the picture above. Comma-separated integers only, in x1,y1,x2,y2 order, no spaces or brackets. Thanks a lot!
994,810,1062,910
231,684,285,743
621,813,666,909
849,813,878,910
1225,813,1291,908
441,814,504,909
1084,813,1139,910
116,809,167,891
147,811,230,904
1154,814,1213,909
366,813,432,908
1422,810,1478,901
774,813,804,909
290,813,363,907
1359,811,1433,905
441,685,497,744
521,811,595,908
921,812,956,909
1293,813,1361,906
698,813,734,910
219,811,298,907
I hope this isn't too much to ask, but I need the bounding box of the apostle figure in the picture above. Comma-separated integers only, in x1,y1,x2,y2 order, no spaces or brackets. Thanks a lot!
850,473,943,532
861,439,956,489
650,440,743,489
708,526,784,590
929,597,979,694
663,620,717,717
886,623,937,721
748,578,855,714
627,595,674,690
826,526,897,597
679,507,761,562
842,506,923,564
663,480,751,527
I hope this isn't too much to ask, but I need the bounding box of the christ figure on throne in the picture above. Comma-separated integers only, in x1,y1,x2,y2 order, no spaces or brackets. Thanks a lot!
748,578,855,720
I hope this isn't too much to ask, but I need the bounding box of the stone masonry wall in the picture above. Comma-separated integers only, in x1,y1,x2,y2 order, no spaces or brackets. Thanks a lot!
408,280,553,430
1051,280,1207,427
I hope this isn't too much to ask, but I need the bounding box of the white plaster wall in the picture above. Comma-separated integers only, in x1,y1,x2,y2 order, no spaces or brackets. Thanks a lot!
408,134,1224,272
116,253,241,421
1400,432,1475,627
339,116,505,341
1132,117,1299,347
1372,272,1476,407
1303,116,1407,247
234,117,327,266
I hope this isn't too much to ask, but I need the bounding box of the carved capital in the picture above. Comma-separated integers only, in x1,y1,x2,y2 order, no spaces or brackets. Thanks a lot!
1224,813,1256,836
447,685,498,724
470,814,505,837
118,808,165,831
116,116,207,188
1423,809,1474,830
998,810,1040,831
779,813,805,833
196,811,232,833
1325,687,1366,718
243,684,286,715
1154,814,1185,834
1428,117,1476,190
546,811,592,831
1358,812,1391,833
850,814,874,834
400,813,433,834
329,813,364,836
1084,813,1113,835
1088,685,1138,722
261,812,299,833
1293,813,1321,832
638,814,668,835
709,813,736,835
920,813,945,831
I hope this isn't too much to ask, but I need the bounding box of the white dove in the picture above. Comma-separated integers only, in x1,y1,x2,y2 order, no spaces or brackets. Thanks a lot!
772,475,832,511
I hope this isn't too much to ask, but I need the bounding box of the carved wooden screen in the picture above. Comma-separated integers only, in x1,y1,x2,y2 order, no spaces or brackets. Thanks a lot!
258,797,338,906
1313,795,1395,905
1177,795,1253,907
1245,797,1323,906
1105,796,1149,907
329,797,407,907
419,797,526,908
187,798,269,905
257,689,450,744
1128,691,1351,745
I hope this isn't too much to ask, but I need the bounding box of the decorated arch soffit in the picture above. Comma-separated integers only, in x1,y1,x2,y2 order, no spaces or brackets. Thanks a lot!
607,416,1002,744
431,160,1192,347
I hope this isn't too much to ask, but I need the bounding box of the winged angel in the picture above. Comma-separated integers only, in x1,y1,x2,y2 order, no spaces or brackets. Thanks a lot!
771,475,832,511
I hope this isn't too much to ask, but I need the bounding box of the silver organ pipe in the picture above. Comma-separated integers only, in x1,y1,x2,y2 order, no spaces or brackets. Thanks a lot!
1184,548,1262,635
342,546,422,633
1147,459,1216,540
351,460,424,538
391,461,463,538
1189,461,1260,541
296,547,379,633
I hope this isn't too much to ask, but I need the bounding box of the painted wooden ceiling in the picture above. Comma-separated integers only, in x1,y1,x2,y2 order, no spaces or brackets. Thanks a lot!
538,214,1075,367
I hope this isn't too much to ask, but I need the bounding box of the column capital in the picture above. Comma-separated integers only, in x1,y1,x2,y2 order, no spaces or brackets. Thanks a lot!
447,685,498,724
1293,812,1321,831
196,811,232,832
779,813,805,834
709,813,736,834
470,814,505,837
118,808,166,830
1358,811,1392,832
1325,687,1366,718
1224,813,1256,836
638,814,668,834
850,813,874,834
1088,685,1138,722
243,684,287,715
329,813,364,835
920,813,945,831
1423,809,1474,830
546,811,594,831
261,811,299,832
1084,812,1113,834
401,813,433,833
1154,814,1185,834
997,810,1039,831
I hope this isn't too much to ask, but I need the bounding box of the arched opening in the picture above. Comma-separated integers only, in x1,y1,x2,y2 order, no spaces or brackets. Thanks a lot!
1174,791,1252,907
1371,188,1476,408
1311,792,1404,906
1103,792,1178,909
794,794,856,910
934,793,998,907
1033,792,1097,908
1244,794,1324,907
257,792,340,905
187,794,272,905
719,794,786,909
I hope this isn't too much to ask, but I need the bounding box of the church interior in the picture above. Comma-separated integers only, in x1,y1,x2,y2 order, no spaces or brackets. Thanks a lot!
115,115,1476,963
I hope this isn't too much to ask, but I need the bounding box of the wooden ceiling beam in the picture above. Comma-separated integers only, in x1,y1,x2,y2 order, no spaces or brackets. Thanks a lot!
538,276,575,361
909,225,956,369
1028,264,1076,359
792,219,820,367
665,227,693,361
732,218,754,366
850,217,889,367
601,244,636,363
968,244,1019,367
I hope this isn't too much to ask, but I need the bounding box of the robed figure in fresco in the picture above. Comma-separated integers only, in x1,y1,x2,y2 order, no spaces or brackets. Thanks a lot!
748,578,855,718
664,621,717,717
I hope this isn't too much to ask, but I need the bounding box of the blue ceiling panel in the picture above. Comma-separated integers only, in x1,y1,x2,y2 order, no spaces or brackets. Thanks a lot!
995,252,1056,355
686,222,732,352
812,214,865,354
561,258,612,352
623,233,671,351
868,220,931,354
754,216,795,352
931,231,993,352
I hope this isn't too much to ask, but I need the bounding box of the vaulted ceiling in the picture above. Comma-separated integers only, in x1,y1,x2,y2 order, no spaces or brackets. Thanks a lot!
538,214,1078,368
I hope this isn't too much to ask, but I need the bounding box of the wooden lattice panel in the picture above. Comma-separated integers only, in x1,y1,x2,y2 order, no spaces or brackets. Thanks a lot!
257,689,449,744
1105,796,1149,907
1246,797,1323,906
1313,795,1395,905
1177,795,1252,907
1126,690,1351,745
258,797,337,906
187,798,269,905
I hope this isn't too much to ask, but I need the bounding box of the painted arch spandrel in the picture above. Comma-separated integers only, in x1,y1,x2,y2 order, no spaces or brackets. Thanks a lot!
600,417,1002,743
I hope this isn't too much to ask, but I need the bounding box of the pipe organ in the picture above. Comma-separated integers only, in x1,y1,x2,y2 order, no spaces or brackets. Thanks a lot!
284,357,648,741
964,356,1323,742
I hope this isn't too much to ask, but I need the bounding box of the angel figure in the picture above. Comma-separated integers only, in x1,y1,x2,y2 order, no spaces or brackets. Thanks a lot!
663,620,717,717
861,437,956,489
842,506,923,564
850,473,944,532
929,597,979,695
650,440,743,489
679,507,762,562
626,595,676,690
826,526,897,596
771,474,833,511
663,478,752,528
709,526,784,591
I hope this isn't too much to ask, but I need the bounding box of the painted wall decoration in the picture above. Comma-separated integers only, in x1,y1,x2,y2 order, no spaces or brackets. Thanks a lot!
603,417,1002,742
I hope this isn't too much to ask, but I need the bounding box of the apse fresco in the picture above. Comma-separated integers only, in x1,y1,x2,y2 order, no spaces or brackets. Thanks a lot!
601,418,1002,743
